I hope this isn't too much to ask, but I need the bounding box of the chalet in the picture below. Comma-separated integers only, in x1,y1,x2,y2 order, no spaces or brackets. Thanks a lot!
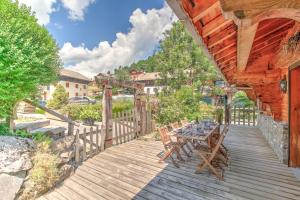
166,0,300,167
42,69,91,100
130,70,164,95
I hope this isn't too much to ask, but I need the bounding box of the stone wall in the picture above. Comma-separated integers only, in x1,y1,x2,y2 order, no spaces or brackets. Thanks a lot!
257,113,289,164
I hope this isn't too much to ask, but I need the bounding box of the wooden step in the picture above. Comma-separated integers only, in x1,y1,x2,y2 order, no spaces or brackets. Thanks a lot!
30,126,67,139
15,119,50,131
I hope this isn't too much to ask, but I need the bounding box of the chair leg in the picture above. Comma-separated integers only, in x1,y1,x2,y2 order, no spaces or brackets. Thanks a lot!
175,146,185,161
158,150,172,163
181,144,191,157
185,140,193,154
158,149,180,168
170,155,180,168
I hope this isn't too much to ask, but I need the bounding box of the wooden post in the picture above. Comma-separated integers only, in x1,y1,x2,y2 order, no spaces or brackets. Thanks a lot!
82,128,87,160
96,125,99,152
102,85,113,149
68,122,74,136
134,92,146,136
253,105,256,126
75,129,80,164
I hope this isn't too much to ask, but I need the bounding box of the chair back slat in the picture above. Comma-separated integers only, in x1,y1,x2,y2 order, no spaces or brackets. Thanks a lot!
158,126,171,146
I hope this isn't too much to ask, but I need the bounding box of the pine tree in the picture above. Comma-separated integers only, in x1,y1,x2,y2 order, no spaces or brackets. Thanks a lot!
48,85,68,109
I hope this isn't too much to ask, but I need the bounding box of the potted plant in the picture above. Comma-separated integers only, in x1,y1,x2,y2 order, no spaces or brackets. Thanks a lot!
79,105,101,126
215,107,223,125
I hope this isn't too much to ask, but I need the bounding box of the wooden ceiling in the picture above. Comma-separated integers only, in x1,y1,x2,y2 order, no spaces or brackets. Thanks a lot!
167,0,300,120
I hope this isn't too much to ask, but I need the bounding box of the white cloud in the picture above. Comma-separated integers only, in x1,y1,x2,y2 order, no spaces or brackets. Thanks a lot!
60,4,177,78
60,0,95,21
18,0,57,25
17,0,94,25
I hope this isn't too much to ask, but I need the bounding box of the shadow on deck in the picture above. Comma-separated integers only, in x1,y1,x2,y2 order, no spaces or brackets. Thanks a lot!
40,126,300,200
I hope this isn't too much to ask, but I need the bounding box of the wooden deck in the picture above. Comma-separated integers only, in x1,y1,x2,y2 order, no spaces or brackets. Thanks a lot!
40,126,300,200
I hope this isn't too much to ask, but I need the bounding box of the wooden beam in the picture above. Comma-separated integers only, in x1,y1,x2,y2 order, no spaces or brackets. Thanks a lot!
217,54,236,65
207,25,236,48
192,1,220,22
237,23,258,71
254,20,294,43
215,47,236,62
211,40,236,56
202,15,232,37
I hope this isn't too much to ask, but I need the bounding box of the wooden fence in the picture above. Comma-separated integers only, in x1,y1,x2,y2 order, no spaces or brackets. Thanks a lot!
112,109,138,145
73,108,154,164
231,106,257,126
74,126,106,163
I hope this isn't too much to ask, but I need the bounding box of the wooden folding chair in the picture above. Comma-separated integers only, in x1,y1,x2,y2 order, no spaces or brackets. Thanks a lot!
170,122,193,156
211,125,229,165
157,126,184,168
195,130,226,180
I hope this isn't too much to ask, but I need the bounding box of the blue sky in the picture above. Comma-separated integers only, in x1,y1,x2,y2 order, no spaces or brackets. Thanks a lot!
19,0,176,77
47,0,165,48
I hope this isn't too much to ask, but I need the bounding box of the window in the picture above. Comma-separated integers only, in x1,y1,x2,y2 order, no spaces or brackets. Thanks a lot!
83,93,86,96
66,82,69,88
147,88,150,94
67,92,69,97
83,85,87,89
47,85,50,90
75,92,78,97
75,84,78,89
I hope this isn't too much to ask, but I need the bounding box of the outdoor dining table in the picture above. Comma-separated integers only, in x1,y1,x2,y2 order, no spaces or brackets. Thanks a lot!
173,121,219,148
171,121,220,174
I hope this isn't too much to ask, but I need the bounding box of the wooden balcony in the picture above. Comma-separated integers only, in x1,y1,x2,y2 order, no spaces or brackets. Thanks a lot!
40,125,300,200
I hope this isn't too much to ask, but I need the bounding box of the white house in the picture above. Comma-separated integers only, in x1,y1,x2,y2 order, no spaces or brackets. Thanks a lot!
42,69,91,100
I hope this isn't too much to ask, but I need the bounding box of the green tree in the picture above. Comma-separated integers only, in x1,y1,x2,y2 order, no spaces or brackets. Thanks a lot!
232,91,254,107
48,85,68,110
114,66,130,81
0,0,61,120
156,22,219,91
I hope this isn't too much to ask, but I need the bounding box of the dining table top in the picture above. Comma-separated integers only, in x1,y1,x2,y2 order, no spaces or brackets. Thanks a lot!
172,121,219,141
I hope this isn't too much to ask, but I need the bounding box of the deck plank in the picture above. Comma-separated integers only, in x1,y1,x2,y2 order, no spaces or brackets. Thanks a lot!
40,126,300,200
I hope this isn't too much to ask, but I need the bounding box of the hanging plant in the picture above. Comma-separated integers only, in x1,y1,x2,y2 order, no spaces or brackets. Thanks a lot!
283,31,300,55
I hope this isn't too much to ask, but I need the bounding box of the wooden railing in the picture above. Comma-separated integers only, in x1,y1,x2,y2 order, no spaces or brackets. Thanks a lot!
24,99,78,135
75,125,105,164
231,106,257,126
73,109,154,165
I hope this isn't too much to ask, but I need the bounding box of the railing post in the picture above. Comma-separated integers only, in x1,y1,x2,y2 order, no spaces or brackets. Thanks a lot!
102,85,113,149
75,129,80,164
68,122,74,136
134,92,147,136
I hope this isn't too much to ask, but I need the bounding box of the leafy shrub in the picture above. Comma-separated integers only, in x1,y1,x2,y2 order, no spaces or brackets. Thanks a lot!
61,104,84,120
79,105,101,121
30,136,58,195
61,100,133,121
48,85,68,110
0,123,10,135
155,86,204,125
112,100,134,113
198,102,215,120
155,94,185,125
35,108,46,115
